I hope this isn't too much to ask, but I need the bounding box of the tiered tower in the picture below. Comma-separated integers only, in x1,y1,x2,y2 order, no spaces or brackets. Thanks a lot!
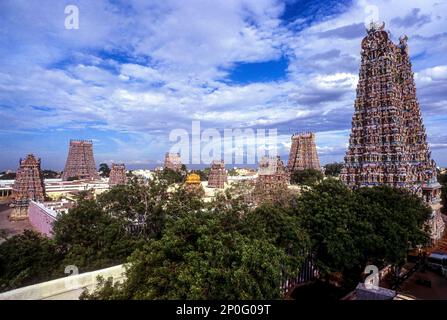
109,163,128,186
11,154,46,220
62,140,99,181
207,160,228,188
253,156,289,204
287,132,321,172
164,153,182,171
340,22,444,241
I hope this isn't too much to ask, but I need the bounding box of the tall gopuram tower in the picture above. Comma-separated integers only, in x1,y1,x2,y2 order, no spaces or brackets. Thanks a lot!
62,140,99,181
287,132,321,172
340,22,445,241
207,160,228,188
164,152,182,171
108,163,128,186
253,156,289,204
11,154,46,220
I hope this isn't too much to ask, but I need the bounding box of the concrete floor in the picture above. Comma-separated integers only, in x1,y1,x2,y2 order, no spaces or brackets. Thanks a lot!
397,270,447,300
0,203,34,243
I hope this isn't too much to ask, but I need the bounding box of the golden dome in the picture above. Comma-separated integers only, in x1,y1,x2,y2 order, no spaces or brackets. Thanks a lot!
186,173,201,184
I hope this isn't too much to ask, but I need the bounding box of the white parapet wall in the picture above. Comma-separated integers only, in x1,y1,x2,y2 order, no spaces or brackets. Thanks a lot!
0,264,126,300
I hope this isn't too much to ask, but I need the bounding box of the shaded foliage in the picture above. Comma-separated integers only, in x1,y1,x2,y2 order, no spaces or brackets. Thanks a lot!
0,230,63,292
52,199,143,272
295,179,430,286
0,174,433,298
83,205,307,299
99,163,111,178
42,170,60,179
0,172,16,180
290,168,324,186
159,168,185,184
323,163,344,177
196,168,211,181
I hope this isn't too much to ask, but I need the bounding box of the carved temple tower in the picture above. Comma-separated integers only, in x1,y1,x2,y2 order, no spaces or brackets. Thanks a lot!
108,163,128,186
164,153,182,172
287,132,321,172
11,154,46,220
207,160,228,188
254,156,289,204
62,140,99,181
340,22,445,241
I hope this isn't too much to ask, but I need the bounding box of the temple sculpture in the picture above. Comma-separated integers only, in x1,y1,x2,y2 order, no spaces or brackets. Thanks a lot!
62,140,99,181
11,154,46,220
253,156,289,204
340,22,445,241
287,132,321,172
207,160,228,188
164,152,182,172
109,163,127,186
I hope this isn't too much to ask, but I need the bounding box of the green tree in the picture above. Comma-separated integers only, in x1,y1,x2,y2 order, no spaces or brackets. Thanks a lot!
97,177,170,238
0,230,63,292
197,168,211,181
295,179,431,287
295,179,361,277
242,204,309,280
290,168,324,186
83,210,289,299
42,170,60,179
323,163,344,177
52,199,141,272
99,163,111,178
353,186,430,266
158,168,184,184
0,172,16,180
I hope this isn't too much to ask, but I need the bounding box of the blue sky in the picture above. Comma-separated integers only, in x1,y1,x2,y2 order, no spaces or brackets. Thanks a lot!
0,0,447,170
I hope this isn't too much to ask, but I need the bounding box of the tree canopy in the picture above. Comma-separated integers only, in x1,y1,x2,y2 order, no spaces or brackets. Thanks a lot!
323,163,344,177
99,163,111,178
290,168,324,186
0,174,432,298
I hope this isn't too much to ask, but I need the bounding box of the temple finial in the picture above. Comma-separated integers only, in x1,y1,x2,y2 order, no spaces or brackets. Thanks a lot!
366,21,385,33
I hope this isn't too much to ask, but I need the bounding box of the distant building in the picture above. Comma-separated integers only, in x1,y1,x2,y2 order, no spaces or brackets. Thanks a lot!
11,154,46,221
207,160,227,188
253,156,289,204
28,200,74,237
287,132,321,172
164,153,182,171
62,140,99,181
108,163,127,186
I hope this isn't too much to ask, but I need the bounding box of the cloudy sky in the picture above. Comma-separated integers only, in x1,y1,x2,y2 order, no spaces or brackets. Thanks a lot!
1,0,446,170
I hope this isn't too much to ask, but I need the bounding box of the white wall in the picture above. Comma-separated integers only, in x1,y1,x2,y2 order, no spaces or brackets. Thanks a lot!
0,264,126,300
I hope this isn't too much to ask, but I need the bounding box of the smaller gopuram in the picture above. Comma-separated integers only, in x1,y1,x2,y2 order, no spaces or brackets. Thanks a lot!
164,153,182,172
207,160,228,188
10,154,46,220
108,163,127,186
253,156,289,204
62,140,99,181
287,132,321,172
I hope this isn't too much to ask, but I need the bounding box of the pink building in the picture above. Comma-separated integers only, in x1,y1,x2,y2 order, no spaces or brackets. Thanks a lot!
28,200,71,237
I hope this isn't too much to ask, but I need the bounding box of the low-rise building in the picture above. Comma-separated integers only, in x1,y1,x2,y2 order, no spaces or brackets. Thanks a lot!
28,199,75,237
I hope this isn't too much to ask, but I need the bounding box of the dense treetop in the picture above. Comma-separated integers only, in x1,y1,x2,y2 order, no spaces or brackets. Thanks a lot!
0,171,432,298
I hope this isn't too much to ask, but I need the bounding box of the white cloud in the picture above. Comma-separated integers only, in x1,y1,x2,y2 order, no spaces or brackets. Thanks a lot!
1,0,447,167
